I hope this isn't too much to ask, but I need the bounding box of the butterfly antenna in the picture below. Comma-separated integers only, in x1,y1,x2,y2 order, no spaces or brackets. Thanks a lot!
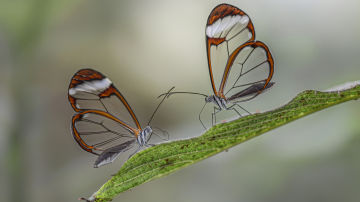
147,87,175,125
157,91,208,99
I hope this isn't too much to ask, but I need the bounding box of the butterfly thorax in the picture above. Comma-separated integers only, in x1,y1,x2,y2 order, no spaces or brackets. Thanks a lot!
205,95,228,110
137,126,152,146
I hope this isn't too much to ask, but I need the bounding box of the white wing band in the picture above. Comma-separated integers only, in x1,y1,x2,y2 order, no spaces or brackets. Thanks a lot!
69,78,112,95
206,15,249,38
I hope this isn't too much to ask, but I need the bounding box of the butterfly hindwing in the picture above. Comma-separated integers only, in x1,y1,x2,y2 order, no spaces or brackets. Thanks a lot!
220,41,274,102
71,110,138,155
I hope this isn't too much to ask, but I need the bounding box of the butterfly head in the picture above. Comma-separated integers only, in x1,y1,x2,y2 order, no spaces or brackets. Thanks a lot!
205,95,215,103
143,126,152,137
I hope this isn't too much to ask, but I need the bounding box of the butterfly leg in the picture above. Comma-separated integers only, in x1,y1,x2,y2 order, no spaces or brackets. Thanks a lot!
128,145,142,159
227,104,242,117
232,103,252,115
152,127,170,141
198,102,208,130
161,130,170,141
211,106,221,126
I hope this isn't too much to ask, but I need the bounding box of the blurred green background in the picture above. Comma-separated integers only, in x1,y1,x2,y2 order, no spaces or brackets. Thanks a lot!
0,0,360,201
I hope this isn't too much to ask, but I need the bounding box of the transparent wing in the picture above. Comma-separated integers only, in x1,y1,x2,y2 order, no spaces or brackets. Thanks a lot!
68,69,142,131
219,41,274,102
94,139,136,167
205,4,255,96
71,110,138,155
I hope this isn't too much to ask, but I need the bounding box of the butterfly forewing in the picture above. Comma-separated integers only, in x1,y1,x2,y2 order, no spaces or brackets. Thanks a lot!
206,4,255,96
68,69,141,130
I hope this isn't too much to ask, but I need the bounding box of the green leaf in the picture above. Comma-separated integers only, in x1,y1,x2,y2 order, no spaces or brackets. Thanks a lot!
86,82,360,202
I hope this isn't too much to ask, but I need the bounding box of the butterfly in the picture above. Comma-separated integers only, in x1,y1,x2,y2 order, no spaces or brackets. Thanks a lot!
160,3,274,128
68,69,170,167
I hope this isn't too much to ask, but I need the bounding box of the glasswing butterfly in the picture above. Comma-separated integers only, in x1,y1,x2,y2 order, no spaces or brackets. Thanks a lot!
160,3,274,128
68,69,170,167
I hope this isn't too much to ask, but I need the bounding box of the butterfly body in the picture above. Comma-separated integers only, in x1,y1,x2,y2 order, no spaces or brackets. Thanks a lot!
205,95,228,110
136,126,152,146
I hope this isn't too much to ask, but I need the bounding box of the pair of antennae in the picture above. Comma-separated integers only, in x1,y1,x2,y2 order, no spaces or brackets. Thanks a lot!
147,87,208,125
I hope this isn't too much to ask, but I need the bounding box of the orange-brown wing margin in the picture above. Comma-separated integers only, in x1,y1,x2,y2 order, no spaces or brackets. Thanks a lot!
71,110,139,154
218,41,274,99
206,4,255,96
